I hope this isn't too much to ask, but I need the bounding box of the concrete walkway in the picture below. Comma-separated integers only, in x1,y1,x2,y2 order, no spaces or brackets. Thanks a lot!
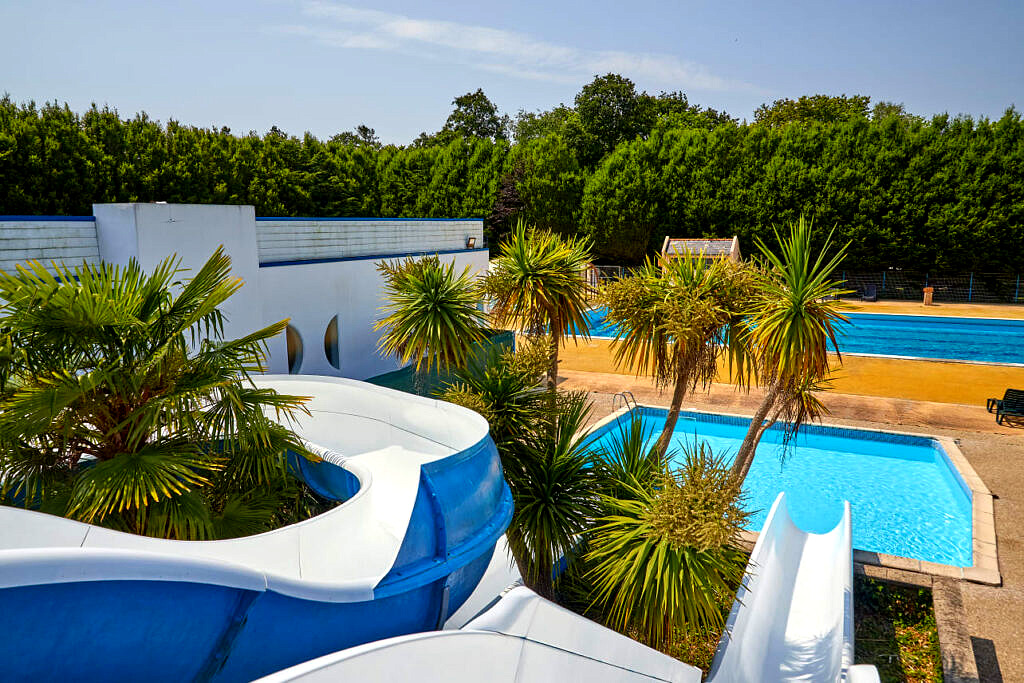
560,369,1024,682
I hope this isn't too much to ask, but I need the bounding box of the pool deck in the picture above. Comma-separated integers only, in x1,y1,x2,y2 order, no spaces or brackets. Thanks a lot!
563,369,1024,682
841,299,1024,319
560,338,1024,406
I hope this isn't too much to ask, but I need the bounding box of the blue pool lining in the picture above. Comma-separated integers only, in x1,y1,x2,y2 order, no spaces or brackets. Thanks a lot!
582,307,1024,366
590,405,974,504
586,404,1000,581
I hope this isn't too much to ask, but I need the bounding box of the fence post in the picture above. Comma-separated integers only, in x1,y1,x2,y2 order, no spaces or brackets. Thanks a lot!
881,271,886,293
968,272,974,303
925,272,929,288
1016,274,1020,304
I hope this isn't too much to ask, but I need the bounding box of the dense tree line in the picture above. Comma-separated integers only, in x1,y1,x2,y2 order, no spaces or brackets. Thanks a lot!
0,79,1021,272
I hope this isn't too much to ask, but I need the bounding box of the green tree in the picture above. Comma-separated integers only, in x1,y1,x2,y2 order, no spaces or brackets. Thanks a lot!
600,253,753,459
442,88,510,141
572,74,652,165
586,443,749,648
0,248,316,539
375,255,488,373
514,133,588,234
442,346,598,600
503,390,600,598
754,94,871,127
331,124,381,148
484,221,593,391
730,217,850,481
513,105,574,142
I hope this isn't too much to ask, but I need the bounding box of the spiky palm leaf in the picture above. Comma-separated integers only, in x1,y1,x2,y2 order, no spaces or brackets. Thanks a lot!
0,247,314,539
502,391,601,598
592,414,667,501
484,219,593,390
375,255,487,373
731,216,851,480
586,444,749,649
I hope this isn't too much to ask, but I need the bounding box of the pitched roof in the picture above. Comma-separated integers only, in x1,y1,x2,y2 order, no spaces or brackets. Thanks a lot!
664,238,735,256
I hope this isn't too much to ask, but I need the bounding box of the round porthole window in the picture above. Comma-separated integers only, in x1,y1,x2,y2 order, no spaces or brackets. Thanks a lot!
324,315,340,370
286,325,304,374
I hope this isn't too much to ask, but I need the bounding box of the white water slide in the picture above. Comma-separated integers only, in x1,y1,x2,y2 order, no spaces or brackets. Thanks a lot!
708,493,880,682
259,492,879,683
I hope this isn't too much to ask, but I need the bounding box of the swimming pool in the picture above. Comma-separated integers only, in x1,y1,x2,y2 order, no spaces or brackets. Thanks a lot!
586,408,973,566
583,308,1024,364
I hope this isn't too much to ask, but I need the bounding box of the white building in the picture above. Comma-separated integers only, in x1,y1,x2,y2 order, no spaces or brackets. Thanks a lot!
0,203,488,380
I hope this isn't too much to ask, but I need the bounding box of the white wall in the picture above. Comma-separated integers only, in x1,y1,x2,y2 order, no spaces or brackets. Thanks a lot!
0,205,490,381
258,249,490,379
0,218,100,274
256,219,482,264
93,203,264,344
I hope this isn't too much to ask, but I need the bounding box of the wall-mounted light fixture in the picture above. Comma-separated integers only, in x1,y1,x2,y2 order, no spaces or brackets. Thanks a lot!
466,236,477,249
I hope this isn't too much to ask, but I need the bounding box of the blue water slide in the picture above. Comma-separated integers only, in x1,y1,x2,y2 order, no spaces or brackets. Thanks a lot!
0,376,513,682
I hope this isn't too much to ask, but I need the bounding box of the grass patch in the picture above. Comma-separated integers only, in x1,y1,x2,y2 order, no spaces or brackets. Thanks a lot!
854,576,943,682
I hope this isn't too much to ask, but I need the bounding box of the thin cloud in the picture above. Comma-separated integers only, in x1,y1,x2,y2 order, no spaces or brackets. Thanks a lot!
276,1,757,93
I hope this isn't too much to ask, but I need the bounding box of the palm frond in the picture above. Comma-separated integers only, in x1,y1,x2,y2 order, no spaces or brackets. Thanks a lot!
375,255,487,372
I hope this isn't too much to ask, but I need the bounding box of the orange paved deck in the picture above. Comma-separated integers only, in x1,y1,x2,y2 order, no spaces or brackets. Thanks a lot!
842,300,1024,319
560,338,1024,406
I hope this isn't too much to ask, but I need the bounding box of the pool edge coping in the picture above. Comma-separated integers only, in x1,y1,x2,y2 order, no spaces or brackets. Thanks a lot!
586,404,1002,586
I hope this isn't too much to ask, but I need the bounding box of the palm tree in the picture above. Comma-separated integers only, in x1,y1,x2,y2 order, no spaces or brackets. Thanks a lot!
601,251,753,459
442,347,599,600
729,216,850,482
502,390,601,599
586,442,749,649
375,255,488,375
484,219,592,392
0,248,314,539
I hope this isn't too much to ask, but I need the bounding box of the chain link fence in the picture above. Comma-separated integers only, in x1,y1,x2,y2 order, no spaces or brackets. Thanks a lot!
586,264,1022,304
835,271,1022,304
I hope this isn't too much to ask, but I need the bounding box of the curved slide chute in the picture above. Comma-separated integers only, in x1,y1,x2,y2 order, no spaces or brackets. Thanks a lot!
255,586,703,683
708,492,880,683
0,376,513,682
252,492,880,683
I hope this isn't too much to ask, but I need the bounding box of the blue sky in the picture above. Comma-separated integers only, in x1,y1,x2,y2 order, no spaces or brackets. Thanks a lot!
1,1,1021,143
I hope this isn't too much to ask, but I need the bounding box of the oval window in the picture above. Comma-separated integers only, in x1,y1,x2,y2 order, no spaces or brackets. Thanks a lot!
324,315,340,370
286,325,303,374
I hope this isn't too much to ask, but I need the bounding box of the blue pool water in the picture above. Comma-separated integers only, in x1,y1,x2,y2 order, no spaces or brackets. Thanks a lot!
586,409,973,566
583,308,1024,364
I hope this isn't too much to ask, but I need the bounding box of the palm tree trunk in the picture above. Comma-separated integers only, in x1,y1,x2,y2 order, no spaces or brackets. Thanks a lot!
547,331,559,392
730,381,783,481
653,374,689,460
512,552,554,600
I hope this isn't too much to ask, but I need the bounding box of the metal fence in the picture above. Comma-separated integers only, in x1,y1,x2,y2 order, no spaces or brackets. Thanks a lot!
835,271,1022,304
586,264,1023,304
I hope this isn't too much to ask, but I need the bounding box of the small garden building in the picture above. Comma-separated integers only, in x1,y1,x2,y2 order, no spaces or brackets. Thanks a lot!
661,236,742,262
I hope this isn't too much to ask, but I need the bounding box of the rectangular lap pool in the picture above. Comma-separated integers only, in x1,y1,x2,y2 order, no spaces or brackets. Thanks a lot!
586,408,973,566
583,307,1024,365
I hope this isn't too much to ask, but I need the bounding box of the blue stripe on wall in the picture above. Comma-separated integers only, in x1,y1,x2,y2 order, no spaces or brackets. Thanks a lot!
256,217,484,222
259,247,489,268
0,216,95,221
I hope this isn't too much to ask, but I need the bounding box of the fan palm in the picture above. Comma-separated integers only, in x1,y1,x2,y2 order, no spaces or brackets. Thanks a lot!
601,251,753,459
484,219,593,391
375,255,487,374
730,216,851,481
0,248,314,539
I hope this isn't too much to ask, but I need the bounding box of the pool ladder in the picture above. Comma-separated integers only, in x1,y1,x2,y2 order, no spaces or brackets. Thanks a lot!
612,391,638,412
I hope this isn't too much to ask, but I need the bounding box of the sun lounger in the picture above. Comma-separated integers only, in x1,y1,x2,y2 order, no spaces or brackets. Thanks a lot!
988,388,1024,425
